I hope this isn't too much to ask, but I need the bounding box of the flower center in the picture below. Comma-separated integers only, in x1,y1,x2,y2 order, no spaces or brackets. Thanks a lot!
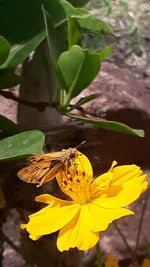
57,168,92,204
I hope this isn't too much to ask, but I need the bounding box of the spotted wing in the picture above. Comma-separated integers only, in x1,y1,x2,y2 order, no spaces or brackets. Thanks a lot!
28,151,65,164
17,159,62,185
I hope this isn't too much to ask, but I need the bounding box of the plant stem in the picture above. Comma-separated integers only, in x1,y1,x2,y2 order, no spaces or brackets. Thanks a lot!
95,242,102,267
114,221,134,257
135,187,150,255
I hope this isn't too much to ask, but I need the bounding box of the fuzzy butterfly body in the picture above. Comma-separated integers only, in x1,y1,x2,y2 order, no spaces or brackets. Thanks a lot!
17,148,78,187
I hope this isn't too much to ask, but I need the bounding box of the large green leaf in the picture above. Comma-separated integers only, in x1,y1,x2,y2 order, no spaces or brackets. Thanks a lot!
67,113,144,137
0,31,45,70
0,0,66,44
0,130,45,160
58,45,101,105
0,71,21,89
0,35,10,65
0,115,19,135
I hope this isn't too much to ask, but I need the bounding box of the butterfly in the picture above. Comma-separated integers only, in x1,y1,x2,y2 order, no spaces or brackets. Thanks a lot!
17,142,85,187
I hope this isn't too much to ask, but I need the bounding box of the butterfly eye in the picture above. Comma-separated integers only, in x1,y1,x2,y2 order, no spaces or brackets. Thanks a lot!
69,153,75,159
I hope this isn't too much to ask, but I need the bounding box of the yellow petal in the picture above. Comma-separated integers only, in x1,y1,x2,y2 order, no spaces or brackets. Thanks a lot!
35,194,72,206
20,225,42,240
105,254,120,267
109,161,118,171
57,205,99,251
92,172,113,189
110,164,143,185
20,224,26,230
29,233,41,241
21,203,80,239
56,152,93,184
96,174,147,208
85,202,133,232
75,152,93,178
56,152,93,201
142,259,150,267
91,172,113,198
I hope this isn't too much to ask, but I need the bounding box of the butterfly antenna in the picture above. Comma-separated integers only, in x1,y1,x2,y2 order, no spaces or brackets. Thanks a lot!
75,141,86,149
76,156,85,175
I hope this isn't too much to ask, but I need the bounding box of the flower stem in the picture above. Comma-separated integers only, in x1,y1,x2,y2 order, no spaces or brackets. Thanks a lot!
95,242,102,267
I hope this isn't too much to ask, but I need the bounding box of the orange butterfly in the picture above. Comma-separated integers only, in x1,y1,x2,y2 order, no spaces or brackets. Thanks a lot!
17,143,85,187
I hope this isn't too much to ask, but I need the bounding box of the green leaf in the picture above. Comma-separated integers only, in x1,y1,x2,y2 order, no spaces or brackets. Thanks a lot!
68,0,90,6
0,35,10,65
42,6,66,66
0,32,45,70
68,17,81,48
58,45,101,105
0,130,45,161
74,93,100,108
0,115,19,135
99,44,114,61
60,0,87,18
60,0,113,34
75,9,113,34
0,71,21,89
0,0,66,44
67,113,144,137
42,6,57,67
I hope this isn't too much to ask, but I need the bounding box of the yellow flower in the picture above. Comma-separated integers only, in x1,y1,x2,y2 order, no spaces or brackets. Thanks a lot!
142,259,150,267
105,254,119,267
104,255,150,267
21,153,147,251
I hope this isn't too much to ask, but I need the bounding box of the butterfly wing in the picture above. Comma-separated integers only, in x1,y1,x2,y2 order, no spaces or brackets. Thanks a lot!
38,160,63,186
17,149,78,186
28,151,65,164
17,158,62,185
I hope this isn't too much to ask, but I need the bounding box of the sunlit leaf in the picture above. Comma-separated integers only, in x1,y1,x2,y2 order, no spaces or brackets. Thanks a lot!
75,9,113,34
0,130,45,160
60,0,86,18
60,0,113,34
67,113,144,137
58,45,101,103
